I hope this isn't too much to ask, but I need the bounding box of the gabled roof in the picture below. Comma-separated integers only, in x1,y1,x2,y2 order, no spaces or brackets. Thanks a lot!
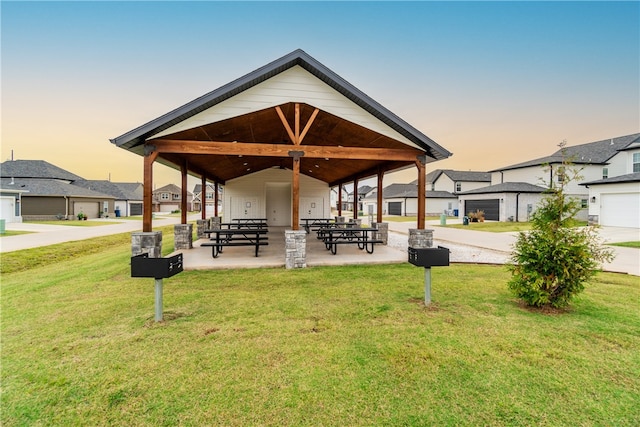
424,169,491,184
0,160,84,182
491,133,640,172
73,180,143,200
457,182,547,195
110,50,451,187
153,184,183,194
111,49,451,162
0,178,115,198
381,183,456,199
358,185,374,195
581,172,640,186
193,183,218,194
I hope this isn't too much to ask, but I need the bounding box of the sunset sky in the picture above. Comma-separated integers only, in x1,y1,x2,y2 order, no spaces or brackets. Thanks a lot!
2,1,638,188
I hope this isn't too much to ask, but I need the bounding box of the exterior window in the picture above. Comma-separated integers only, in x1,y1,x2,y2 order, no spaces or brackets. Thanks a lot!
581,199,588,208
634,153,640,173
455,182,462,192
161,193,169,200
602,167,608,179
173,194,180,200
206,192,213,200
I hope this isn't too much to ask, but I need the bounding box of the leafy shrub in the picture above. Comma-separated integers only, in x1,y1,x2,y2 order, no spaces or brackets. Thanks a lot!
507,143,615,308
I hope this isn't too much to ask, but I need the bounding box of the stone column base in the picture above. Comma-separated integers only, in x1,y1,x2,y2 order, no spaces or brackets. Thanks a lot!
285,230,307,269
409,229,434,249
174,224,193,251
196,219,208,239
132,231,162,258
373,222,388,245
209,216,221,230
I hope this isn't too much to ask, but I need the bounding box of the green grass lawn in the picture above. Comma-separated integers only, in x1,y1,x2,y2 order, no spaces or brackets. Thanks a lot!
0,230,32,237
2,233,639,426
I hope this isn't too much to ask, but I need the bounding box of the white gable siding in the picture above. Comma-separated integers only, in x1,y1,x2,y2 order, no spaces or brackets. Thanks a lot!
433,174,454,192
152,66,419,149
223,168,329,224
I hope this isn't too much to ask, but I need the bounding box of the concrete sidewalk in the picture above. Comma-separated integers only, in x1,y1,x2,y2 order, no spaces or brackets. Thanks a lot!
0,216,188,253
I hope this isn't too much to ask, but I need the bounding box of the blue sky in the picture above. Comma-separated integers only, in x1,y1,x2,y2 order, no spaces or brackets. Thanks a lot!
2,1,638,186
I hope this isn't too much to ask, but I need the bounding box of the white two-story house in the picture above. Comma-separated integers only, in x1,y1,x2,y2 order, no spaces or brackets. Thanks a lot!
458,133,640,225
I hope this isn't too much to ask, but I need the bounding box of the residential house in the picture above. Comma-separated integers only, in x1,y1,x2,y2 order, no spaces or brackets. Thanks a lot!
192,183,222,216
461,133,640,223
73,180,143,217
425,169,491,195
0,160,115,220
363,182,458,217
153,184,193,213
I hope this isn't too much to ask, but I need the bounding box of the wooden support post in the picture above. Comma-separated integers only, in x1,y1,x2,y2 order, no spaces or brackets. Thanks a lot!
214,180,219,217
143,149,158,232
377,170,384,223
353,178,359,219
181,162,188,224
291,152,302,230
416,157,426,230
201,175,207,220
338,183,343,216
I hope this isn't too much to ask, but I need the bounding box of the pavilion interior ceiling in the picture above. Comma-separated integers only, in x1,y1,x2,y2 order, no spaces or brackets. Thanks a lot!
148,102,428,186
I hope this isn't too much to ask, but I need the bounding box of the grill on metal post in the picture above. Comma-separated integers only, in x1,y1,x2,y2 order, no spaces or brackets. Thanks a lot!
408,246,450,305
131,253,183,322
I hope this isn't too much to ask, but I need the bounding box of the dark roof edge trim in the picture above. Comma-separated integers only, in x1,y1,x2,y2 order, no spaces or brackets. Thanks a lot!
110,49,452,160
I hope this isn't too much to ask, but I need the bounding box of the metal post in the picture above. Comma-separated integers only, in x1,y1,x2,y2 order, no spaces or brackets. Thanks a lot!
424,268,432,305
155,278,163,322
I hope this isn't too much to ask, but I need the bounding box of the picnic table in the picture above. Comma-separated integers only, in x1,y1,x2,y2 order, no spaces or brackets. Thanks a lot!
220,221,268,230
319,226,382,255
300,218,334,234
232,218,268,225
201,228,268,258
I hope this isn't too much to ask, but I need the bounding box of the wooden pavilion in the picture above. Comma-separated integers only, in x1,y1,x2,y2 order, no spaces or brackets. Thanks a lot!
110,49,452,233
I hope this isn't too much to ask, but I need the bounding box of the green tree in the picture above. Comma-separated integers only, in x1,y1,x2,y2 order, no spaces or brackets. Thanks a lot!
507,142,615,308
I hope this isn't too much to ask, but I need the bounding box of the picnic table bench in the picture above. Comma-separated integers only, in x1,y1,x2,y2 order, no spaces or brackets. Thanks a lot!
318,227,382,255
201,228,268,258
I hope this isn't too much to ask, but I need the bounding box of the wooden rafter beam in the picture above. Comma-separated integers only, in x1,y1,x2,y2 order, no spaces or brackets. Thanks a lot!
150,139,423,162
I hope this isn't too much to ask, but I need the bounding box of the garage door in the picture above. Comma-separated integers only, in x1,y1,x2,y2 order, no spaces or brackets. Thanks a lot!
74,202,99,219
465,199,499,221
1,197,15,222
130,203,143,216
388,202,402,215
600,193,640,228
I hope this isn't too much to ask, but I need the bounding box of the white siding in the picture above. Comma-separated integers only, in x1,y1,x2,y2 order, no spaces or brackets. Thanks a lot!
223,168,329,224
586,182,640,228
152,66,420,149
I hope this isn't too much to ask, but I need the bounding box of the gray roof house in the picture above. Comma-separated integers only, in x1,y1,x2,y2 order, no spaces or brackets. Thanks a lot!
465,133,640,223
73,180,144,217
361,182,458,217
422,169,491,194
0,160,116,220
0,160,148,219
